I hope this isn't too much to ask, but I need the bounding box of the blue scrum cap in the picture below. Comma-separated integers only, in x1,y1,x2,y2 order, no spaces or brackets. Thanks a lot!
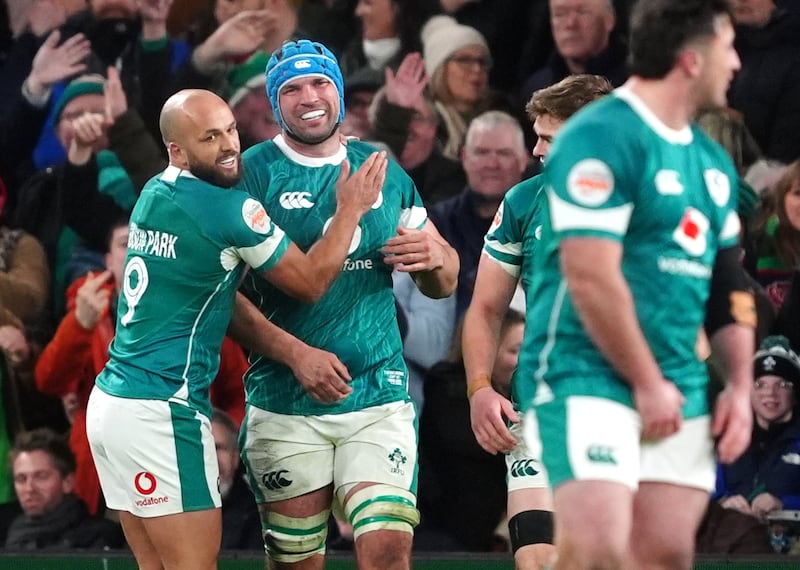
265,39,345,131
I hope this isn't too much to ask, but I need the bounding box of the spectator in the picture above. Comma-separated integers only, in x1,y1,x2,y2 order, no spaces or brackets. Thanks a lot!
0,0,87,115
227,51,281,150
0,29,90,207
173,3,299,96
518,0,628,110
745,159,800,311
3,0,186,168
4,427,124,550
0,202,56,512
212,408,262,551
713,336,800,552
395,110,528,409
430,110,528,320
420,15,513,159
370,52,466,205
296,0,359,55
727,0,800,163
338,0,438,78
441,0,545,93
341,65,384,140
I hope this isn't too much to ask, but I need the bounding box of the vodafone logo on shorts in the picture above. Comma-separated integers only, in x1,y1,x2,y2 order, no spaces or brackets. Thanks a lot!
134,471,157,495
133,471,169,507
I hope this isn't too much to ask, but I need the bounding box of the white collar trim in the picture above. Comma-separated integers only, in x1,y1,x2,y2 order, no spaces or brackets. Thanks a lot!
161,164,199,182
273,134,347,167
614,86,693,145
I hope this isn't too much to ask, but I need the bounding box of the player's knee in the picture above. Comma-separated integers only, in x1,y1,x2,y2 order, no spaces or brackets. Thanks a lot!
263,510,330,563
508,510,554,553
343,484,419,540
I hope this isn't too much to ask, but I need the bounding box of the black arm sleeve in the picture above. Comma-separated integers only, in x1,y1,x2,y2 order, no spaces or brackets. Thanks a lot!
704,246,756,336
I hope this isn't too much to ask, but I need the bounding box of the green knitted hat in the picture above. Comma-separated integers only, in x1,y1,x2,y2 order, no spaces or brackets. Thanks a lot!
52,74,106,121
228,51,270,108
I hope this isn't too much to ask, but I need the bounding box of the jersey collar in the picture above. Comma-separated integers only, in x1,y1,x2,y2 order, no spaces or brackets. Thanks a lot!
273,134,347,167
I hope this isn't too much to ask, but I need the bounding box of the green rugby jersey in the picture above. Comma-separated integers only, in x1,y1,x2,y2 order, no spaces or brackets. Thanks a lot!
483,174,546,408
97,166,290,418
525,87,741,417
238,136,427,415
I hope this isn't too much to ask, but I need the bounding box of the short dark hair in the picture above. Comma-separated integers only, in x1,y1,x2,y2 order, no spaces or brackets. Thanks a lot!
526,74,613,123
105,215,130,253
11,428,75,478
628,0,734,79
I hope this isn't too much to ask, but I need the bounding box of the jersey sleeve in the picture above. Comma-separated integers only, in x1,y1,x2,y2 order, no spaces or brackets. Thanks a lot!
483,181,538,277
705,141,742,250
543,117,639,242
220,192,291,273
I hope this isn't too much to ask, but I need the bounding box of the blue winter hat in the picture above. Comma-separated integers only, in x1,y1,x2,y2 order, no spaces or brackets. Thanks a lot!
265,39,345,131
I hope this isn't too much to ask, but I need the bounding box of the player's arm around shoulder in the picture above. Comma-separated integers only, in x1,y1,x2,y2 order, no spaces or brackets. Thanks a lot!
382,219,459,299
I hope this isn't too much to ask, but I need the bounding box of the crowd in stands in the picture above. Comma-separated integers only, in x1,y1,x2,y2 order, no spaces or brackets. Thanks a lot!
0,0,799,557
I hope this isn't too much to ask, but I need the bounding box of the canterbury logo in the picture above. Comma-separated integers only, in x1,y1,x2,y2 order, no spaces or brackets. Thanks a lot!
279,192,314,209
509,459,540,478
586,444,617,465
262,469,293,491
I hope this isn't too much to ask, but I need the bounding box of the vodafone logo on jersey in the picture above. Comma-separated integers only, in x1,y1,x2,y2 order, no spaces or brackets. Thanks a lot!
672,207,709,257
134,471,157,495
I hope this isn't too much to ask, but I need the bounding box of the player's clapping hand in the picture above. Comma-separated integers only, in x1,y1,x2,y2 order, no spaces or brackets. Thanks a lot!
469,387,519,454
75,271,113,330
335,151,387,216
289,345,353,403
382,227,446,273
712,384,753,464
634,378,684,441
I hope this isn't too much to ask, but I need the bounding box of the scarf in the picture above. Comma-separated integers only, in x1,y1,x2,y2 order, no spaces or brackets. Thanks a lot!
363,37,401,70
5,494,87,549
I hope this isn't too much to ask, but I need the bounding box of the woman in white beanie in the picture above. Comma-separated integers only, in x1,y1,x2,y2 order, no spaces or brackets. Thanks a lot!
421,15,505,159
